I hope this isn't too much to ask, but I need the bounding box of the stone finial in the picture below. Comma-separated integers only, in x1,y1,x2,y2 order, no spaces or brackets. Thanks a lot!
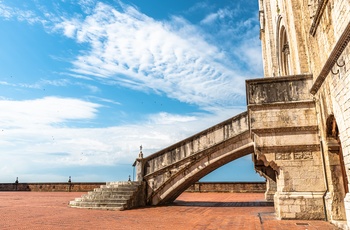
15,177,18,184
138,145,143,158
68,176,71,183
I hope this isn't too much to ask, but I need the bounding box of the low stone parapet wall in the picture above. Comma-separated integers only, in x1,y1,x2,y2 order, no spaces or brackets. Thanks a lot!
0,182,266,193
0,182,105,192
186,182,266,193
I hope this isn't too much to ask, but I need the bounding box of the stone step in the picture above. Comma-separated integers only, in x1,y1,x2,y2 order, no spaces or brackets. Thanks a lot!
87,190,134,196
69,205,124,211
79,197,129,203
106,181,141,187
82,194,132,200
69,181,144,211
70,201,126,208
93,187,136,192
101,184,140,189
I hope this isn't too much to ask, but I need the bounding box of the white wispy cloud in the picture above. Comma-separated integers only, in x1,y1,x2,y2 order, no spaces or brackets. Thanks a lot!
148,112,197,125
1,78,100,93
200,8,235,25
52,2,252,108
0,1,47,25
0,96,100,129
0,1,261,110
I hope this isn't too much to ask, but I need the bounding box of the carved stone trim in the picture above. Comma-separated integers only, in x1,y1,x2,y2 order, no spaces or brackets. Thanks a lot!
251,126,318,134
247,74,313,83
294,151,313,160
248,100,315,110
275,153,292,160
256,152,280,173
275,151,314,160
257,144,320,153
310,22,350,95
309,0,328,36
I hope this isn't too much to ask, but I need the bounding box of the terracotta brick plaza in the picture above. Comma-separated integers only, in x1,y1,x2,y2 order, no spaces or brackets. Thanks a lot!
0,192,338,229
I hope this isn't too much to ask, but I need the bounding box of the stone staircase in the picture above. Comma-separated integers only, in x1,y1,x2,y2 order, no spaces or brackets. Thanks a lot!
69,181,145,210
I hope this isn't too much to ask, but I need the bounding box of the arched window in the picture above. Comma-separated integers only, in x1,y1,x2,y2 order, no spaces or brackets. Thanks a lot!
279,26,290,76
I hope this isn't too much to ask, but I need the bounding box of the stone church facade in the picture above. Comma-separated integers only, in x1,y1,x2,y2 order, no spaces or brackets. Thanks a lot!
256,0,350,226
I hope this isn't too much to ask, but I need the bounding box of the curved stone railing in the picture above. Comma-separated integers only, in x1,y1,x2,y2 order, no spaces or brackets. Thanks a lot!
144,112,249,175
141,111,255,205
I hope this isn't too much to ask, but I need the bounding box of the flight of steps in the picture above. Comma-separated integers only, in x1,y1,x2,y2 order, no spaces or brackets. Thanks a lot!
69,181,145,210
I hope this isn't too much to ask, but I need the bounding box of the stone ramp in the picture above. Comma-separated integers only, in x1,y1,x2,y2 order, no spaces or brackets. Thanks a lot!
69,181,145,210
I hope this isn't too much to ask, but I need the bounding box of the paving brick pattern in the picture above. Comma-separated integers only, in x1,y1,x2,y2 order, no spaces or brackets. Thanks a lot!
0,192,339,230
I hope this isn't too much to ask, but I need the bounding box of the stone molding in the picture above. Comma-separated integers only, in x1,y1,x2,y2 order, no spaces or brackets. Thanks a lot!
275,151,314,161
251,126,318,134
248,100,315,110
257,144,320,153
310,22,350,95
309,0,329,36
276,191,325,199
256,151,279,172
245,74,312,84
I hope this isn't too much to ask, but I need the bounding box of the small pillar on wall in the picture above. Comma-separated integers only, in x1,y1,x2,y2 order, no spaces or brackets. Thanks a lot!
133,145,145,182
265,178,277,202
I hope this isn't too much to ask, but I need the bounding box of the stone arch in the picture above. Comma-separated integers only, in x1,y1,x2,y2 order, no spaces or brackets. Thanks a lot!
138,112,254,205
151,144,254,205
326,115,348,194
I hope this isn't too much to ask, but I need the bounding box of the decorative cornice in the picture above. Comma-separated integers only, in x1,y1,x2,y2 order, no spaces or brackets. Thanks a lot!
246,74,312,84
251,126,318,134
247,100,315,110
310,22,350,95
256,152,279,172
310,0,328,36
256,144,320,153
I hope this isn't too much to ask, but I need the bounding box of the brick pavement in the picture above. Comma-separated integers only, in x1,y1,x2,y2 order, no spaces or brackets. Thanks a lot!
0,192,339,230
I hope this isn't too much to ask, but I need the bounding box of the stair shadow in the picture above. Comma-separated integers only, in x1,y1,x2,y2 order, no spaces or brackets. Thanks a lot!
173,201,274,207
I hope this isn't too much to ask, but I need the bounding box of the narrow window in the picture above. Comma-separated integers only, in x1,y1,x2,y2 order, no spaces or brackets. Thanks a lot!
279,26,290,75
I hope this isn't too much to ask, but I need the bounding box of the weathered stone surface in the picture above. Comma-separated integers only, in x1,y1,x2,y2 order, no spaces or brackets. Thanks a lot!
259,0,349,224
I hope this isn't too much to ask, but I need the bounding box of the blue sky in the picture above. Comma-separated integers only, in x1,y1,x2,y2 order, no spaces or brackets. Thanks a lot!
0,0,264,183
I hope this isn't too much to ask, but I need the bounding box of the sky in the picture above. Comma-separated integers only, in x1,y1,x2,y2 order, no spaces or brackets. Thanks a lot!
0,0,264,183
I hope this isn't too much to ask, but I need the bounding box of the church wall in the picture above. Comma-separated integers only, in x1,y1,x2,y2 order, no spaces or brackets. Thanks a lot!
314,0,350,224
257,0,350,223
